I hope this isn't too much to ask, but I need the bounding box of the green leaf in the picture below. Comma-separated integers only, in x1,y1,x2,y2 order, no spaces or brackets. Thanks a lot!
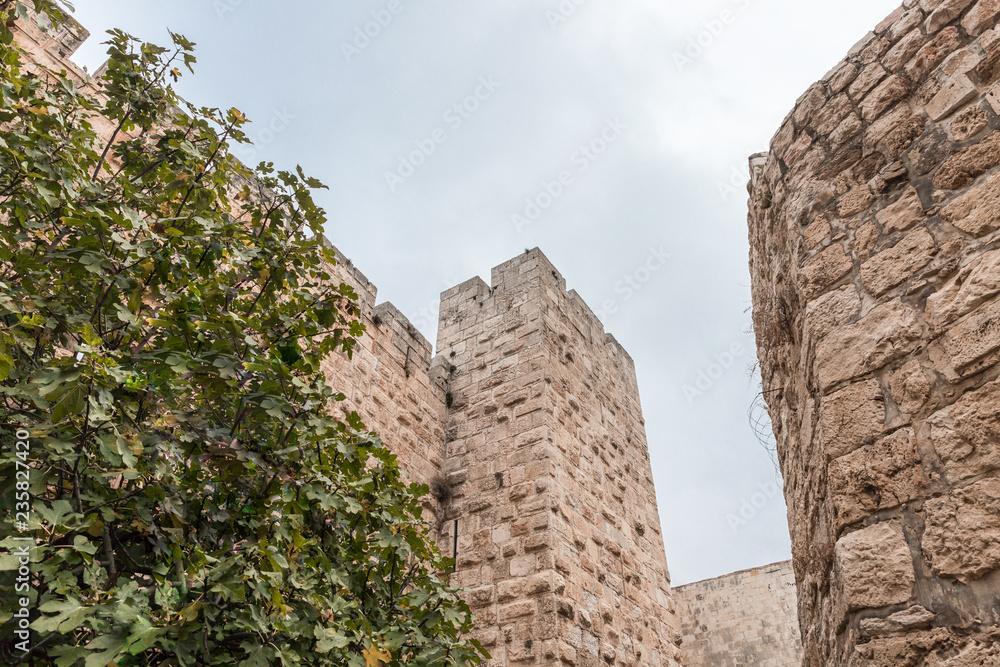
33,598,92,634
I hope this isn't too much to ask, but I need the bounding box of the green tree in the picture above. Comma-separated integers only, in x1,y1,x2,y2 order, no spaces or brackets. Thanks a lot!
0,3,485,665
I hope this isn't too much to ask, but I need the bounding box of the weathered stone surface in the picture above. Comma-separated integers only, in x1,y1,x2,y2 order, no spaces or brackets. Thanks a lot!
926,249,1000,329
933,130,1000,190
850,62,889,99
951,105,990,141
889,359,934,414
804,216,832,250
860,605,936,636
815,301,924,391
929,632,1000,665
884,29,926,72
838,185,877,217
861,75,913,121
812,93,854,136
799,243,854,300
805,285,863,340
828,428,927,529
927,378,1000,481
963,0,1000,35
906,27,961,82
940,169,1000,236
748,5,1000,664
886,113,928,158
925,0,977,34
859,228,937,296
922,478,1000,583
875,186,925,234
819,379,886,460
835,522,915,612
928,295,1000,380
854,221,880,260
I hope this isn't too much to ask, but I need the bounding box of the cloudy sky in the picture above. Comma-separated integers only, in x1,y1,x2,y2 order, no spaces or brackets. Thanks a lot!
68,0,901,586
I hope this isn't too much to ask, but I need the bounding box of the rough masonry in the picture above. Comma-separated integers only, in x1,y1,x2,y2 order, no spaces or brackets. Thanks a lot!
16,10,812,666
749,1,1000,665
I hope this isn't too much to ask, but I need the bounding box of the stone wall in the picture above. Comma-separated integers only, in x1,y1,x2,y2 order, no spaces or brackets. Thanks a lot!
435,249,684,666
748,1,1000,665
319,247,451,524
675,561,802,667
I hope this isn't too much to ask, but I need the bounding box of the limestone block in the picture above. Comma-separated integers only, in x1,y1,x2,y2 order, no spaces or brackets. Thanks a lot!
854,221,880,261
799,243,854,300
940,170,1000,236
830,62,860,93
922,478,1000,582
962,0,1000,35
849,63,889,99
927,295,1000,380
815,301,924,391
875,186,925,234
926,378,1000,481
804,216,832,250
828,428,927,529
819,379,887,460
887,9,924,43
925,0,977,34
811,93,855,136
860,605,936,636
835,522,916,612
906,27,962,82
831,112,864,148
862,76,913,121
886,113,928,159
926,249,1000,329
884,29,927,72
933,130,1000,190
859,228,937,296
805,285,863,341
951,106,990,141
926,75,978,121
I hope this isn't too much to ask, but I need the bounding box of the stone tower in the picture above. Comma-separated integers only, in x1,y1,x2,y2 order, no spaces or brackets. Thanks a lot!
748,1,1000,665
435,251,683,666
323,248,686,665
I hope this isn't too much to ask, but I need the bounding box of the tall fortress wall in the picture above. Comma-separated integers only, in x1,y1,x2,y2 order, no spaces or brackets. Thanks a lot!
324,247,690,666
11,9,828,666
749,0,1000,665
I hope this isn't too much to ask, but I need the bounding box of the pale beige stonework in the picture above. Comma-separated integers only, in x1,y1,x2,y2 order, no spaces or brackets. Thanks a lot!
675,561,803,667
749,1,1000,664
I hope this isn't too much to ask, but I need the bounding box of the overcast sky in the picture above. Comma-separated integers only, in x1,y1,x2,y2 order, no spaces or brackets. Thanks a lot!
68,0,901,586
